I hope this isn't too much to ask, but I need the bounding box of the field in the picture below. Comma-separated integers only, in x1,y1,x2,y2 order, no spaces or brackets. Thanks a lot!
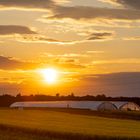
0,109,140,140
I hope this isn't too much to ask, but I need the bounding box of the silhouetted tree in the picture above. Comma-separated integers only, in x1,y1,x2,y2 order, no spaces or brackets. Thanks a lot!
56,93,60,97
0,93,139,107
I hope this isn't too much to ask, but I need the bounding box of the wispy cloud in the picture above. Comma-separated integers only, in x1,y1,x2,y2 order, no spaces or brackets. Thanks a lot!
8,31,114,44
123,37,140,41
15,35,73,45
87,32,114,41
92,59,140,65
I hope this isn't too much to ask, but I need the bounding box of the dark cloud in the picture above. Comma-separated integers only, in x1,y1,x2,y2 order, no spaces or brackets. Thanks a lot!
0,25,36,35
79,72,140,97
0,0,55,10
105,0,140,10
0,55,39,70
118,0,140,9
47,6,140,21
0,0,139,22
87,32,114,40
0,0,139,24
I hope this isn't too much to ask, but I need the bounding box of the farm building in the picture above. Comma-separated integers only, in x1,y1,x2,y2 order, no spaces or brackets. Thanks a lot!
10,101,140,111
10,101,105,110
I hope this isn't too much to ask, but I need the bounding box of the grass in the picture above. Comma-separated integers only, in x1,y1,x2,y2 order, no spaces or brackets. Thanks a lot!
0,124,140,140
0,126,57,140
0,109,139,139
37,108,140,121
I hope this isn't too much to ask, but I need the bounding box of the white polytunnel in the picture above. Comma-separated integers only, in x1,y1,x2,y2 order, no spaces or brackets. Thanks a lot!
112,102,140,111
10,101,140,111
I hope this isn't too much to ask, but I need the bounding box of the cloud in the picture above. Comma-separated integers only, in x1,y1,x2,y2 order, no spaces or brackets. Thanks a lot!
0,25,36,36
0,55,86,70
87,32,114,41
0,0,71,11
90,59,140,74
42,53,89,58
53,0,70,5
99,0,140,10
0,25,114,44
15,31,114,44
0,0,56,11
86,51,105,54
0,25,75,45
47,6,140,21
79,72,140,97
0,55,40,70
123,37,140,41
0,0,139,29
92,59,140,65
15,35,75,45
41,55,86,69
56,61,85,69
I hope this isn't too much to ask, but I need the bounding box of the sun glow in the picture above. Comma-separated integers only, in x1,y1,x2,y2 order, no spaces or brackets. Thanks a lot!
40,68,58,84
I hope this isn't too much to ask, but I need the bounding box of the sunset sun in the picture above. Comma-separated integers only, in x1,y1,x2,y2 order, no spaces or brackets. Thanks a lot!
40,68,58,84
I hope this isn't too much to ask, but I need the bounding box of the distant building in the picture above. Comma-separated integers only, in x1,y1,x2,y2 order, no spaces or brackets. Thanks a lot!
10,101,140,111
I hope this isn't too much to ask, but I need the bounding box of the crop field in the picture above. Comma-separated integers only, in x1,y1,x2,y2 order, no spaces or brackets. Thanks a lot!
0,109,140,140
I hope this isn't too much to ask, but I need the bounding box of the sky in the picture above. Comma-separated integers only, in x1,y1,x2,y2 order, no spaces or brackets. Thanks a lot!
0,0,140,97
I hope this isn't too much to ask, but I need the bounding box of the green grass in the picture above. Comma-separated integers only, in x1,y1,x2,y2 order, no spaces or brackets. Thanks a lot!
0,109,140,139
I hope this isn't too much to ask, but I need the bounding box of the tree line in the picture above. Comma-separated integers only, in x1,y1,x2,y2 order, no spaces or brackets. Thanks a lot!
0,93,140,107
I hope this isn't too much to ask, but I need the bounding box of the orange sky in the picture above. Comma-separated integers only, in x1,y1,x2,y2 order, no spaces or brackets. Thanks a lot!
0,0,140,96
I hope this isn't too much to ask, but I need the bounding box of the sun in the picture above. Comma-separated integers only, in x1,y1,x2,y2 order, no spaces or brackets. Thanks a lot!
40,68,58,84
